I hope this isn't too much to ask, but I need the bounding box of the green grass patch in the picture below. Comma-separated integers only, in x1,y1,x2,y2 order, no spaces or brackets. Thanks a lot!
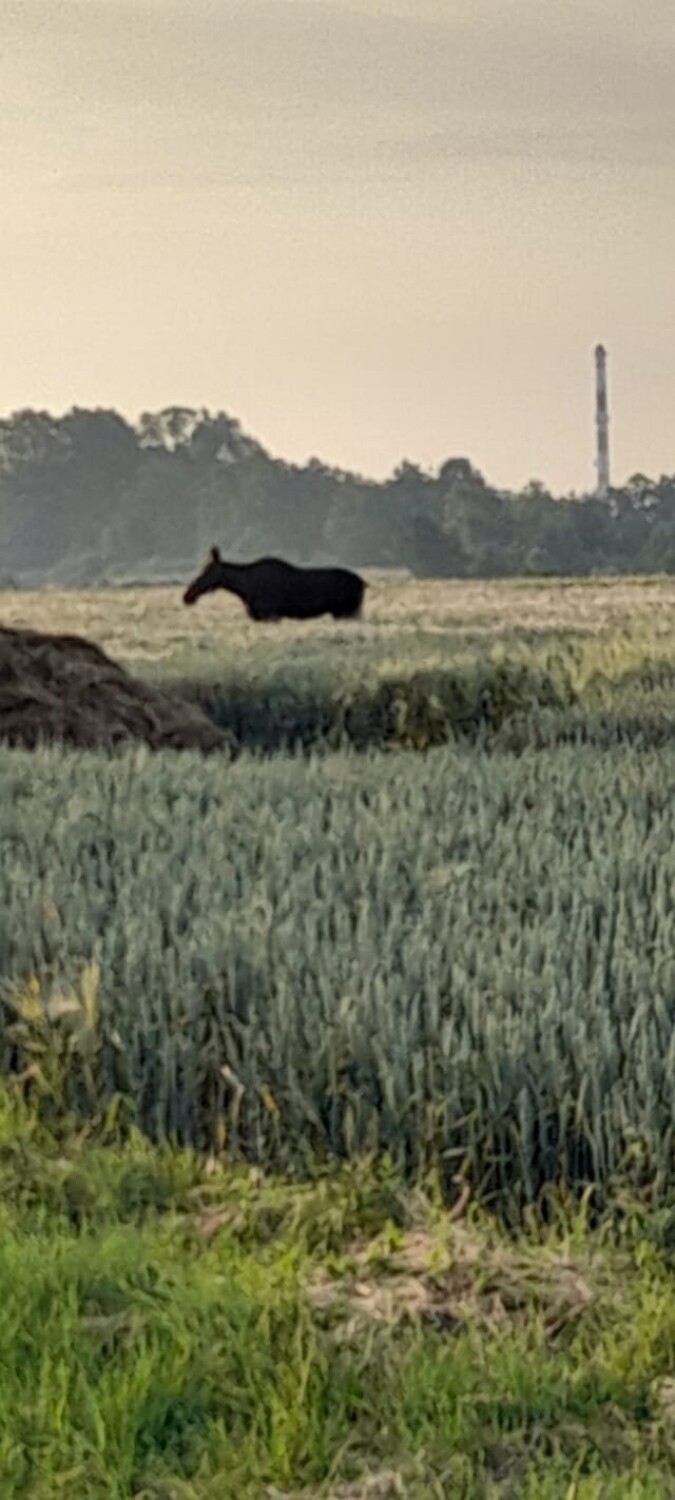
3,1090,675,1497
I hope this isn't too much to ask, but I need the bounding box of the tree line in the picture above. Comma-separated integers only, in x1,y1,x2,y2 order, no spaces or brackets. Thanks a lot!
0,405,673,586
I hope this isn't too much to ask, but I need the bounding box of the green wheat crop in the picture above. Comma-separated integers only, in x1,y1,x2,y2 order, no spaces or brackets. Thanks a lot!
3,737,675,1204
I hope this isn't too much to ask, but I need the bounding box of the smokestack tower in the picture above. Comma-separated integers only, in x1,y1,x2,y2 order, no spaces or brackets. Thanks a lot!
594,343,610,497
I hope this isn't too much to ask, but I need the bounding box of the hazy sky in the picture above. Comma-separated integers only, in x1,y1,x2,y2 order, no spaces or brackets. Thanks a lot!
2,0,674,492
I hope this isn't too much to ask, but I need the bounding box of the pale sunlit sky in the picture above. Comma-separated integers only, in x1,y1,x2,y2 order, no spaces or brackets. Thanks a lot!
2,0,674,492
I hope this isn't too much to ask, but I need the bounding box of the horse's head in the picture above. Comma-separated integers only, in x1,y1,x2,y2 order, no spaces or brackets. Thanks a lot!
183,547,223,606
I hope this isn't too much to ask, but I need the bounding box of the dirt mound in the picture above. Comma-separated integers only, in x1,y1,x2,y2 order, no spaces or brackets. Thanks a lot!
0,626,229,754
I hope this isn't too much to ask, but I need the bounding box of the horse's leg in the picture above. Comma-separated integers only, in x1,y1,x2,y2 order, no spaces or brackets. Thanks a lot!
248,599,280,622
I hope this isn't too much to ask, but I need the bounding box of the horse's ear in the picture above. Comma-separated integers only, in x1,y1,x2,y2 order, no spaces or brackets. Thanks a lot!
210,546,221,564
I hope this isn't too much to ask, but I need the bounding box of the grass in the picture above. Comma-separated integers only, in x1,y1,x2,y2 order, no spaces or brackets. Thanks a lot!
5,574,675,682
5,576,675,1492
5,738,675,1201
4,579,675,1200
3,570,675,651
5,575,675,756
6,717,675,1201
4,1084,675,1498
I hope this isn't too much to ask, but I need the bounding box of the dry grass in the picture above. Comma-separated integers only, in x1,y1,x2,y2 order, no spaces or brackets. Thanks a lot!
3,575,675,669
307,1226,596,1345
266,1473,406,1499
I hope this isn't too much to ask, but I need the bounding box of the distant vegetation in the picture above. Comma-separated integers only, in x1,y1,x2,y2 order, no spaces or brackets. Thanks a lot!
1,404,674,586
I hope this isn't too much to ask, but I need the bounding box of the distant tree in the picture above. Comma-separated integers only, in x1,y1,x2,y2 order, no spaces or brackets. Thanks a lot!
137,407,201,451
520,479,552,502
2,402,673,585
437,457,485,490
61,408,139,483
626,472,654,495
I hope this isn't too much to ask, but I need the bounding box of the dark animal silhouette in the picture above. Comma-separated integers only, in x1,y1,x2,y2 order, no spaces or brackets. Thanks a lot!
183,548,366,622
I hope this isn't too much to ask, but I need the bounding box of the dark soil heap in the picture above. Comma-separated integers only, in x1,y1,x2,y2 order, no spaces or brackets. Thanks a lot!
0,626,228,753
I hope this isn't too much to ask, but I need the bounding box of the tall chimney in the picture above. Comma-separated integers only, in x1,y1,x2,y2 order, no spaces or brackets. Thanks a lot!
594,343,610,497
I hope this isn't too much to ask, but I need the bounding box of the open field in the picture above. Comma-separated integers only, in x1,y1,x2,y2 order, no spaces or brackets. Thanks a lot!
3,574,675,1195
4,576,675,1494
5,574,675,672
5,574,675,756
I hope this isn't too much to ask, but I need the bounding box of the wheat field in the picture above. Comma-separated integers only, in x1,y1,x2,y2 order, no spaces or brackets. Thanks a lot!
3,575,675,1204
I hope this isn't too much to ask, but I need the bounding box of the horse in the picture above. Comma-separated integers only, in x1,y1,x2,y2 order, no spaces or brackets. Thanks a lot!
183,548,366,622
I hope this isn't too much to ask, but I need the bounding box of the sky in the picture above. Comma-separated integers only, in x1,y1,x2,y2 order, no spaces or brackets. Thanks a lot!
1,0,674,494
